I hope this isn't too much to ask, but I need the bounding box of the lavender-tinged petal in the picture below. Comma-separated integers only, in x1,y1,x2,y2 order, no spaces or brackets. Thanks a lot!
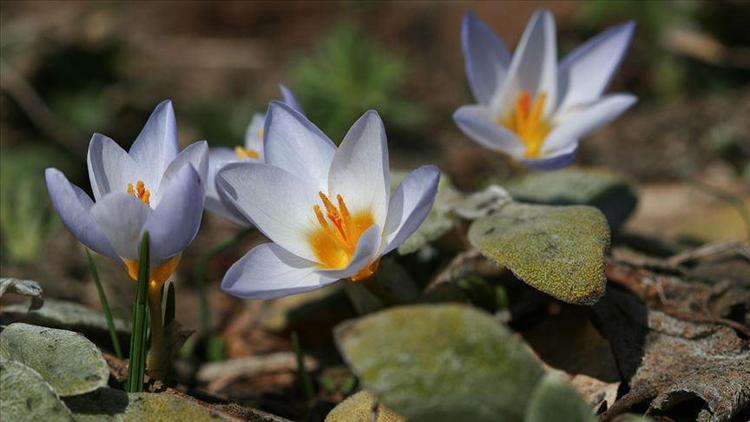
382,165,440,254
453,105,526,157
87,133,138,201
279,84,305,114
128,100,179,188
461,11,512,104
316,225,382,280
90,192,151,260
519,144,577,171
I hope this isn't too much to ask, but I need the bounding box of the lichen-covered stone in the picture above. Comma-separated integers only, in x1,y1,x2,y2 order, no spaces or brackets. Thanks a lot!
468,203,610,305
0,277,44,310
326,391,405,422
506,167,637,231
334,304,545,422
0,358,73,421
1,298,130,334
524,373,595,422
0,323,109,396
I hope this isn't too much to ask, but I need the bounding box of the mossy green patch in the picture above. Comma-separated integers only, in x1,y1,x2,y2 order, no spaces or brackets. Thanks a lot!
334,304,545,422
326,390,404,422
0,358,73,421
524,373,595,422
468,203,610,305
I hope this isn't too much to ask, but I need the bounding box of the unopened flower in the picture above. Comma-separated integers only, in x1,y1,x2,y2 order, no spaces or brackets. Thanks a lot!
454,9,637,170
217,102,440,299
45,100,208,288
205,85,304,225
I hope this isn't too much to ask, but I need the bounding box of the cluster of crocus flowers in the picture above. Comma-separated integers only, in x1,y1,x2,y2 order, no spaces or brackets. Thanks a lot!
216,102,440,299
454,9,637,170
205,85,304,225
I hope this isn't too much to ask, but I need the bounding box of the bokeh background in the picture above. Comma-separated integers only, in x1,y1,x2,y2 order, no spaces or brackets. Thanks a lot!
1,1,749,416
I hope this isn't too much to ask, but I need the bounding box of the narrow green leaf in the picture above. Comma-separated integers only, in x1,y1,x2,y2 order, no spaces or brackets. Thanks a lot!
127,231,150,393
292,331,315,401
86,249,123,358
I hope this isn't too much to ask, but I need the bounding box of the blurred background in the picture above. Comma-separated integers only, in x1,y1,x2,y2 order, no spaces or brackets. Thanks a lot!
1,0,749,416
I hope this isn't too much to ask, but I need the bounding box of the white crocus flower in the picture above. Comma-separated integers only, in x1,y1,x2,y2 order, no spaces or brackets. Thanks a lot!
45,100,208,288
216,102,440,299
206,85,304,225
454,9,637,170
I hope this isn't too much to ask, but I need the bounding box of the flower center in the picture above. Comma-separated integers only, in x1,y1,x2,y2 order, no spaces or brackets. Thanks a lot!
309,192,377,280
123,255,181,289
235,146,260,160
501,90,552,159
127,180,151,205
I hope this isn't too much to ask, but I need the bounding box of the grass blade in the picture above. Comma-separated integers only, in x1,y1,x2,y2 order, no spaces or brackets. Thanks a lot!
164,282,175,327
86,249,123,358
291,331,315,402
127,231,150,393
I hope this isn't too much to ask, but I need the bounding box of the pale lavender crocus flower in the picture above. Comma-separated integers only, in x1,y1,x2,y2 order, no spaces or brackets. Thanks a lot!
454,9,637,170
45,100,208,288
205,85,304,225
216,102,440,299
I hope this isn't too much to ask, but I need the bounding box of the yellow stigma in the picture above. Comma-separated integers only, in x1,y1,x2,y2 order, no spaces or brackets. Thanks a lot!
127,180,151,205
235,146,260,160
123,255,181,289
309,192,378,281
501,90,552,159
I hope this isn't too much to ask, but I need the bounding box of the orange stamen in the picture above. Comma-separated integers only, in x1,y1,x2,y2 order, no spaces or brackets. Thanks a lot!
127,180,151,205
234,146,260,160
501,90,552,159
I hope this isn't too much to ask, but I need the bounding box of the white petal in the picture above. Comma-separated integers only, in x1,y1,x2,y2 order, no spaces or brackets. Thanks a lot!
328,110,390,228
453,105,526,158
244,113,266,154
263,101,336,191
520,142,577,171
128,100,179,189
557,21,636,110
87,133,138,201
493,9,558,118
146,165,205,262
543,94,636,153
316,225,382,280
382,166,440,254
279,84,304,114
45,168,118,259
461,11,512,104
90,192,151,260
221,242,334,300
205,148,249,225
159,141,208,203
217,163,320,261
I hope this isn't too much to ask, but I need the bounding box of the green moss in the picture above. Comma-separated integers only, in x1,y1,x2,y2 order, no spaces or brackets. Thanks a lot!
326,391,404,422
468,203,610,305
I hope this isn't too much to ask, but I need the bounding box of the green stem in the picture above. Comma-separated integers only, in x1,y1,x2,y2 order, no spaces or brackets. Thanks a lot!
194,227,253,360
146,284,166,380
127,232,150,393
291,331,314,401
86,249,122,358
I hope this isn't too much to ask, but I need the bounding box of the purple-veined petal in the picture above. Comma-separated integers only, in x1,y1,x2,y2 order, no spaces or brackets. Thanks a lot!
263,101,336,191
90,192,151,260
328,110,390,228
217,162,320,262
542,93,636,153
519,142,578,171
493,9,558,118
128,100,179,189
145,164,205,262
221,242,334,300
453,105,526,157
461,11,512,105
557,21,636,110
45,168,118,259
87,133,138,201
316,225,382,280
279,84,304,114
382,165,440,254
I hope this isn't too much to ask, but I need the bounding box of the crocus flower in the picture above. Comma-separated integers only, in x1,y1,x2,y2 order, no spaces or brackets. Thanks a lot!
216,102,440,299
205,85,304,225
45,100,208,288
454,9,637,170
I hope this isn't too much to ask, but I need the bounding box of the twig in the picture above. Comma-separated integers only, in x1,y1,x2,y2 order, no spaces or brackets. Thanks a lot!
666,241,750,267
197,352,319,383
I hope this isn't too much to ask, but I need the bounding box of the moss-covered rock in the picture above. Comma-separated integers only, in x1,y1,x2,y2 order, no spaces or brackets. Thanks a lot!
334,304,545,422
0,323,109,396
506,167,637,231
468,203,610,305
326,390,404,422
524,373,595,422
